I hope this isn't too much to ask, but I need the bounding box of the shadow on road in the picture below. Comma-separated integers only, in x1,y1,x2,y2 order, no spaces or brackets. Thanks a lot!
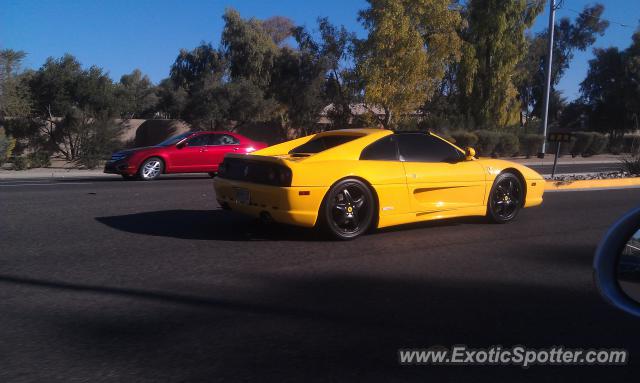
95,209,323,241
95,209,486,242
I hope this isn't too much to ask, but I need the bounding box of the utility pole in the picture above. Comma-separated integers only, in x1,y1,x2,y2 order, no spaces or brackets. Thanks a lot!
539,0,557,158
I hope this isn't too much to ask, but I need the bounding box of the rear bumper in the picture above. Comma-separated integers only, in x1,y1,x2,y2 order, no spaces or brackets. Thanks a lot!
213,177,327,227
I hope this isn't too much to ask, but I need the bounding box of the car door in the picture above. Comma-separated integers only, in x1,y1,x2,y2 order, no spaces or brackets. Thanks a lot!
201,133,241,172
397,133,486,214
358,134,412,218
169,134,210,172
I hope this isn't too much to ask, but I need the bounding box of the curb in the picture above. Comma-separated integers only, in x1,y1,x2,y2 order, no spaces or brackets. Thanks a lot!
545,178,640,191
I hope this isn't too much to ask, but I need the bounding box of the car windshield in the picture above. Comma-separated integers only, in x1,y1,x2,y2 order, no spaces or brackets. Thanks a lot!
289,135,360,154
158,132,193,146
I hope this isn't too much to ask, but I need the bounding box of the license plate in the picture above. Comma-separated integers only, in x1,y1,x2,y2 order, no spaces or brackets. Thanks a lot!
235,188,250,204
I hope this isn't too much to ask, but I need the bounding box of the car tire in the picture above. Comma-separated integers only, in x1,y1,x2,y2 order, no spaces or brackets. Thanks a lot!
487,172,524,224
138,157,164,181
319,178,375,240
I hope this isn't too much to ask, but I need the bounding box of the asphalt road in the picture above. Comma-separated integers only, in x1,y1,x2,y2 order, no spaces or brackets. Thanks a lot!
1,176,640,382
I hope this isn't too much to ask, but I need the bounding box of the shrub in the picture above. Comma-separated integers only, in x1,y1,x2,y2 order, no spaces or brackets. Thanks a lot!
623,134,640,154
495,133,520,157
622,153,640,175
520,134,544,158
585,133,608,156
450,131,479,149
474,130,500,157
0,128,17,166
27,151,52,168
12,156,29,170
75,119,123,169
570,132,593,157
77,154,102,169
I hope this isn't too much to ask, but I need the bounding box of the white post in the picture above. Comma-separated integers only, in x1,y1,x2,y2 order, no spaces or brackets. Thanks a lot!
540,0,556,158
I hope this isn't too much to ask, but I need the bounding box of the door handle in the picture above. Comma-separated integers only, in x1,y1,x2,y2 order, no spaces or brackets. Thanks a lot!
200,148,207,152
233,147,240,151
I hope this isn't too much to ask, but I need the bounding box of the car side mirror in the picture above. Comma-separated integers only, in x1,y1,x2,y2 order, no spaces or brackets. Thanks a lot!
176,140,187,149
594,206,640,317
464,147,476,160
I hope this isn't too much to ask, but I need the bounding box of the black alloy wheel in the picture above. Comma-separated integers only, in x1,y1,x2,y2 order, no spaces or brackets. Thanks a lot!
487,173,523,223
320,179,375,240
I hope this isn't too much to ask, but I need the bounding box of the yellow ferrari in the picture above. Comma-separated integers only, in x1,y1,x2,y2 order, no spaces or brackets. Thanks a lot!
214,129,544,239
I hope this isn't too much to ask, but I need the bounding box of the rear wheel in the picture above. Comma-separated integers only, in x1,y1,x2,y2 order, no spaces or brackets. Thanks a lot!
138,157,163,181
487,173,523,223
319,179,375,240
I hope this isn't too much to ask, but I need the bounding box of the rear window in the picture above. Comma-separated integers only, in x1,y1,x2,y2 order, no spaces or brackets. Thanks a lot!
289,135,360,154
360,135,398,161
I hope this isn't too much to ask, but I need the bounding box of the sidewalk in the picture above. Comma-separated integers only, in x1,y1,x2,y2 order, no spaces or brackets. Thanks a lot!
0,167,115,180
508,154,624,166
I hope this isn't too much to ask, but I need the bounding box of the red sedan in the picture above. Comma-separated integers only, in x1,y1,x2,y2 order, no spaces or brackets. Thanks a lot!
104,131,268,180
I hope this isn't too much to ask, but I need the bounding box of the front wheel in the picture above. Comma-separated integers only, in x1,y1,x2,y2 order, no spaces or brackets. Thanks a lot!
318,179,375,240
487,173,523,223
138,157,164,181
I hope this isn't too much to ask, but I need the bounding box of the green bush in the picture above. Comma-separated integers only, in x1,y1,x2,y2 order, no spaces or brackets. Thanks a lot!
520,134,544,158
450,131,479,149
585,133,608,156
77,154,102,169
12,156,29,170
0,128,17,166
495,133,520,157
27,151,52,168
570,132,593,157
623,134,640,154
474,130,500,157
622,153,640,175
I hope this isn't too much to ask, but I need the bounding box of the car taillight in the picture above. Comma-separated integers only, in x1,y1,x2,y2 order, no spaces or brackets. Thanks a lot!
278,167,292,186
217,158,291,187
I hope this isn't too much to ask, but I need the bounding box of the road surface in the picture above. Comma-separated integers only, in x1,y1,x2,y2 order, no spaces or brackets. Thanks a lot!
1,177,639,382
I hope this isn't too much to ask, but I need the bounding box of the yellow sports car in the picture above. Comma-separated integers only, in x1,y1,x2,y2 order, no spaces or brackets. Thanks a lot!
214,129,544,239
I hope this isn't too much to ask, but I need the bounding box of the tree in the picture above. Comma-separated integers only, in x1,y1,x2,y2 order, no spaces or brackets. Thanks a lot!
293,17,362,129
155,78,187,119
270,46,328,135
625,29,640,129
516,4,608,124
173,10,288,130
261,16,295,46
459,0,544,129
579,34,640,141
222,8,278,89
0,49,32,117
358,0,462,129
27,54,120,161
116,69,158,119
170,43,225,92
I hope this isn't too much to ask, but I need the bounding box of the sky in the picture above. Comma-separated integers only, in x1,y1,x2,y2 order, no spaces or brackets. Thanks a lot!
2,0,639,101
